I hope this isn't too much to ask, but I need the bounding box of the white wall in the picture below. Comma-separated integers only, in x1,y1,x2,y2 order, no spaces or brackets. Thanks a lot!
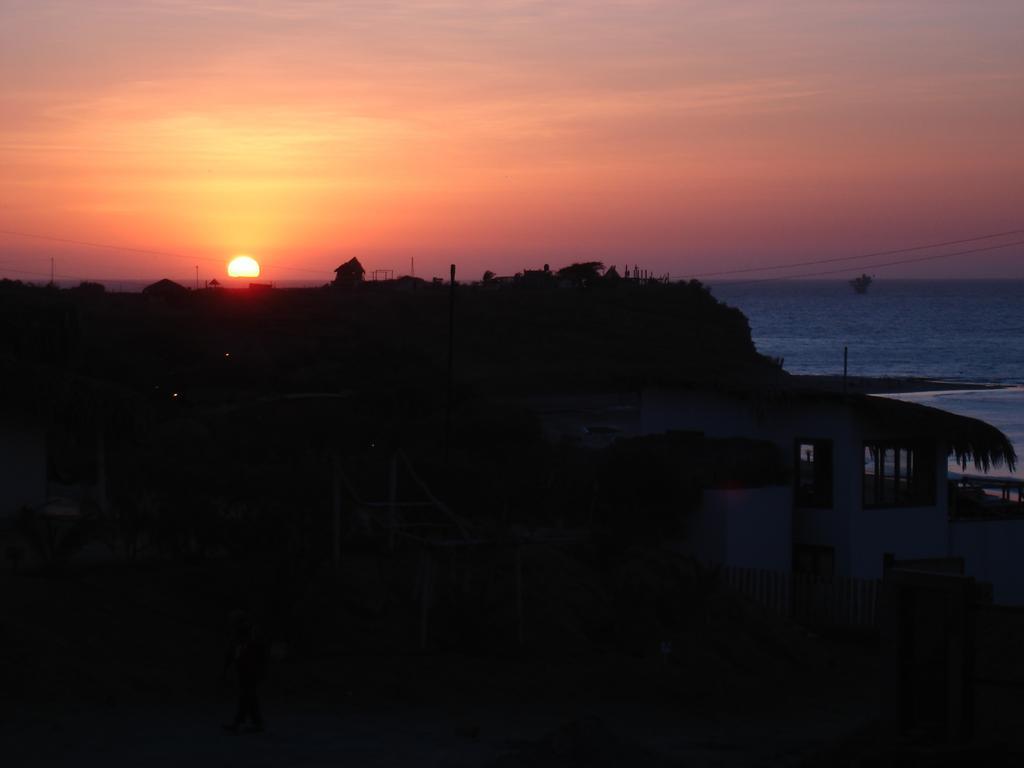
0,415,47,522
845,432,950,580
849,506,949,579
643,389,955,580
950,519,1024,605
675,487,792,571
674,492,727,564
796,507,850,575
719,487,792,571
644,389,853,572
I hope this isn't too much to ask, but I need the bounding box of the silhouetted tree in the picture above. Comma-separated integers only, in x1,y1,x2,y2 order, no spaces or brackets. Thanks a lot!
74,281,106,296
556,261,605,287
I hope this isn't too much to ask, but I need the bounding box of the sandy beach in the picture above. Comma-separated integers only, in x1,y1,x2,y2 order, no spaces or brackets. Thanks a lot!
790,374,1005,395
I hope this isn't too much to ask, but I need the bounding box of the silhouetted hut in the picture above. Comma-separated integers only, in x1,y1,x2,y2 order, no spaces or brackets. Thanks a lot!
142,278,189,301
518,264,554,288
391,275,427,292
333,258,365,288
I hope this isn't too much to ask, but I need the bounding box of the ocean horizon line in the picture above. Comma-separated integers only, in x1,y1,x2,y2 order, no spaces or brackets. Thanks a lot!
6,275,1024,291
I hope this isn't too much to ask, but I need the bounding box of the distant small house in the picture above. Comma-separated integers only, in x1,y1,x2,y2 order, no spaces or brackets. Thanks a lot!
391,275,428,292
142,278,189,301
334,258,365,288
518,264,555,288
208,278,221,289
73,281,106,297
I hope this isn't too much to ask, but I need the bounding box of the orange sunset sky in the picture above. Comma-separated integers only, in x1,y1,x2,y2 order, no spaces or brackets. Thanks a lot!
1,1,1022,283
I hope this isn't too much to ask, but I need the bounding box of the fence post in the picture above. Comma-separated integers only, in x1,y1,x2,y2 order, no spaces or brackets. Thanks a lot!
515,545,525,647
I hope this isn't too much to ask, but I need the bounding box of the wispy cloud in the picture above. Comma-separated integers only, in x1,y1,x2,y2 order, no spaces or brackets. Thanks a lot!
1,0,1022,276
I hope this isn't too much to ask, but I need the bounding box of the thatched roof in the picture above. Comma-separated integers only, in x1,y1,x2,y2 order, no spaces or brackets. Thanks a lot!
334,257,365,276
852,395,1017,472
682,384,1017,473
751,388,1017,473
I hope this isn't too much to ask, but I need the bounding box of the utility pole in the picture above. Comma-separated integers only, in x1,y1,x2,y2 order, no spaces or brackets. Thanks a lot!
50,256,55,285
411,257,415,278
195,265,199,290
843,346,849,395
444,263,456,464
331,455,342,570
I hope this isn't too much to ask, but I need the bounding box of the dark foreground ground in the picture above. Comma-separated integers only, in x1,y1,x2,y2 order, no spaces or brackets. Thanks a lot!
0,561,889,768
3,561,1020,767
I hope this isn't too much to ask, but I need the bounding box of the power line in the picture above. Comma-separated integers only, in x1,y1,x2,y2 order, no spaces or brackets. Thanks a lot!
717,239,1024,285
0,229,213,262
0,228,333,276
674,229,1024,280
0,264,96,282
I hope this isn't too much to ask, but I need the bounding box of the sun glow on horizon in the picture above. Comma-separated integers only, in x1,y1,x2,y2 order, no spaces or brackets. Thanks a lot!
227,255,261,278
1,2,1022,280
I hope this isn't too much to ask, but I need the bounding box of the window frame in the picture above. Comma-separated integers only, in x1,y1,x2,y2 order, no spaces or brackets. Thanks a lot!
862,440,936,509
793,438,834,510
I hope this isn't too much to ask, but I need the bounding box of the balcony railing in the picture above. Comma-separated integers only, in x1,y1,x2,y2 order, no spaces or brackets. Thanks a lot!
950,475,1024,519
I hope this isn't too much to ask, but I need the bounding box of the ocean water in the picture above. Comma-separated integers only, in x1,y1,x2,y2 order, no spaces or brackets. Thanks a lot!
710,279,1024,384
710,280,1024,479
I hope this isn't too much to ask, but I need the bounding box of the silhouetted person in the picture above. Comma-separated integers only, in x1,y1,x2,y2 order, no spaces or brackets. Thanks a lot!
223,617,268,732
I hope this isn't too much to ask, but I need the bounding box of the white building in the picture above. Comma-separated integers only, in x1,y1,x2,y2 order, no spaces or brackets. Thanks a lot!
526,387,1024,603
641,387,1019,600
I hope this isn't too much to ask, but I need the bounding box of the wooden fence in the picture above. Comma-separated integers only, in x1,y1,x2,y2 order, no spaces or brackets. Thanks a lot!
722,566,881,628
975,603,1024,687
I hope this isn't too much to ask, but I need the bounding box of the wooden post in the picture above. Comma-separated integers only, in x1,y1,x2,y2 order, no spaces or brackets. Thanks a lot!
331,455,341,570
444,264,456,464
946,576,975,742
388,451,398,551
419,552,432,649
95,428,108,517
515,545,524,646
843,346,848,395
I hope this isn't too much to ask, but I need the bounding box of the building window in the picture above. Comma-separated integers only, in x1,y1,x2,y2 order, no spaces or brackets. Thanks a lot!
795,439,833,508
863,442,935,508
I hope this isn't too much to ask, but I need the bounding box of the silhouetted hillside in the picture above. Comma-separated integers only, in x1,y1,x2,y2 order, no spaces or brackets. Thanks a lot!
0,278,784,407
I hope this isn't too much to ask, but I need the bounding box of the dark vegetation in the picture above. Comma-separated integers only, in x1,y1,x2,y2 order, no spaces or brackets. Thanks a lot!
0,275,899,765
0,274,784,548
0,274,787,622
1,273,780,394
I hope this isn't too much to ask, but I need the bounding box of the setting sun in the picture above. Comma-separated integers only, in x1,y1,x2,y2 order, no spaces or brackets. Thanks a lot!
227,255,261,278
